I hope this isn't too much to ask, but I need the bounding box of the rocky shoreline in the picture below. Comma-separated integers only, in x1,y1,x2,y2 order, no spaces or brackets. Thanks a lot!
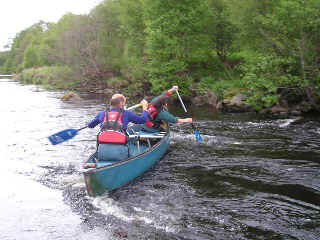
183,90,315,117
62,87,316,118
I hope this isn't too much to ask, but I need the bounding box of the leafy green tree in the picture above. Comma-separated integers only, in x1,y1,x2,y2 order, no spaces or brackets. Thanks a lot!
142,0,211,94
242,0,320,109
23,44,39,68
90,1,124,76
238,0,278,50
207,0,239,63
242,54,301,110
0,51,9,73
3,21,51,72
118,0,147,81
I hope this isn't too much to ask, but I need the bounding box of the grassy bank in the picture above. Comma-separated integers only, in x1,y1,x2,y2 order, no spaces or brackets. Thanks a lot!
14,66,80,90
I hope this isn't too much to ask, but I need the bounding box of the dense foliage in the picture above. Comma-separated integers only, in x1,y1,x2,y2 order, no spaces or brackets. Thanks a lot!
1,0,320,110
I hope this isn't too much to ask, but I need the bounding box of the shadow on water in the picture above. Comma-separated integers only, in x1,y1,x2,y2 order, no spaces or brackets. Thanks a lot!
185,166,320,206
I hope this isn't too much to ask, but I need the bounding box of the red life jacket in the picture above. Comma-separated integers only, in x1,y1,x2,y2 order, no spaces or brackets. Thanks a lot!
97,110,127,144
145,104,159,128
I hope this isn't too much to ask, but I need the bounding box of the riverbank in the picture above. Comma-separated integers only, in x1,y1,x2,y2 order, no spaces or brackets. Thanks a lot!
14,66,80,90
14,66,319,118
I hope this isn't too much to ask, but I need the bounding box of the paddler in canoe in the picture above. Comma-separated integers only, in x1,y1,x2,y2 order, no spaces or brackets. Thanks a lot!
87,93,149,162
132,85,193,133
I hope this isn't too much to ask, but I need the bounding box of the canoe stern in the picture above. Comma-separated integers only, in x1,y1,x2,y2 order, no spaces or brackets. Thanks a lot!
83,133,170,197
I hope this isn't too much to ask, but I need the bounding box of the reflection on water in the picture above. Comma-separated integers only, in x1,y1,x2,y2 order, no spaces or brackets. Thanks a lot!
1,79,320,240
0,80,112,240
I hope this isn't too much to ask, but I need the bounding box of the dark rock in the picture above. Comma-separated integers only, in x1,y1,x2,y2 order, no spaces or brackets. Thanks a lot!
259,109,270,114
279,111,289,117
191,90,218,108
290,110,302,116
207,91,219,107
192,96,206,106
296,101,313,113
279,98,289,108
230,93,246,107
222,93,254,113
113,228,128,238
216,101,223,111
270,105,288,114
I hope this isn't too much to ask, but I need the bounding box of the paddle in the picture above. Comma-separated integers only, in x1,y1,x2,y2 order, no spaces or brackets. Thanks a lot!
48,126,87,145
126,103,142,111
175,90,203,142
48,103,143,145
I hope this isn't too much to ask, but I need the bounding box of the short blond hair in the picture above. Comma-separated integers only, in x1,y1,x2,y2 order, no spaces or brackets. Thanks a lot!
110,94,126,107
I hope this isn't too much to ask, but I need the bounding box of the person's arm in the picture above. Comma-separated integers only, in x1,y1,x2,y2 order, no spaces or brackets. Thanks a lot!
157,110,192,124
150,86,178,105
126,99,149,124
176,118,192,124
88,111,105,128
165,86,192,124
150,92,167,106
126,110,149,124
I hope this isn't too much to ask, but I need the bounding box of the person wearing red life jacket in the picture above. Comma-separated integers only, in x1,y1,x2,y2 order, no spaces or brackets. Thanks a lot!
141,86,192,133
88,94,149,162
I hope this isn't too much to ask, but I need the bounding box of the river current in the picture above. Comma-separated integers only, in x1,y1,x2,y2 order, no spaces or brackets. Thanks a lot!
0,79,319,240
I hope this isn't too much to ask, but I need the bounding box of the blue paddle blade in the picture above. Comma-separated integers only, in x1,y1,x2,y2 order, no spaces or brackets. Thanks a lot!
194,129,202,142
48,128,79,145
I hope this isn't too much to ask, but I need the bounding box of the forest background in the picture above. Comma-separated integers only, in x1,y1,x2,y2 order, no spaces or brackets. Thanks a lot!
1,0,320,113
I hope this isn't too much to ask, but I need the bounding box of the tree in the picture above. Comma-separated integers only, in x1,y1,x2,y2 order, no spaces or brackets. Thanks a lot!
142,0,211,93
243,0,320,109
23,44,39,68
0,51,10,73
118,0,147,81
207,0,239,64
3,21,51,72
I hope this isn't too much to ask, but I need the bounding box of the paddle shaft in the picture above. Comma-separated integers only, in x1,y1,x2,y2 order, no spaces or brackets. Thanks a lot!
175,90,188,113
126,103,142,111
176,89,192,126
78,126,88,131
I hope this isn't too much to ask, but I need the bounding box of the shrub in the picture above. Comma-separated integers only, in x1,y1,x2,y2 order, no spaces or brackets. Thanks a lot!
241,54,302,110
16,66,79,90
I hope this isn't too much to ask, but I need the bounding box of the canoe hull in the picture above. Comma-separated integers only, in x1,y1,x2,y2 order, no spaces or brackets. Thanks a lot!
83,133,170,196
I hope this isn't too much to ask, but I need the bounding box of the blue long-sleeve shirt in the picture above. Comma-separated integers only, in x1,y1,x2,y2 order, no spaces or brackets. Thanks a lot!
88,108,149,130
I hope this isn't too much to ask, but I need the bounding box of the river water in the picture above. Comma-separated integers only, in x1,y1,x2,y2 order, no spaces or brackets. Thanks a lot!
1,79,319,240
